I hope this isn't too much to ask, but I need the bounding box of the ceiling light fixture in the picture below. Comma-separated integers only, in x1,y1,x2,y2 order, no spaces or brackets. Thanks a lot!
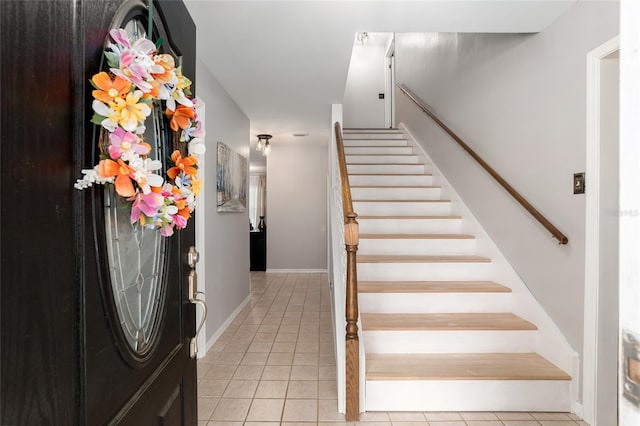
256,134,272,156
356,32,369,45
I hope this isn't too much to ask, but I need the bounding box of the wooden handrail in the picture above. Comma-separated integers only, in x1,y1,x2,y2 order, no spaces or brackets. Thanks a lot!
334,122,360,421
397,84,569,245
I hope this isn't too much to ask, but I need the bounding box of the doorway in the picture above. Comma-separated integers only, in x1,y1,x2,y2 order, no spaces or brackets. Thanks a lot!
249,173,267,271
384,33,396,129
584,36,620,426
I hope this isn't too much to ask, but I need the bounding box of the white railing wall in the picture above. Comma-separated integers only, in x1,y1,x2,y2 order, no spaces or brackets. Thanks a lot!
328,104,347,414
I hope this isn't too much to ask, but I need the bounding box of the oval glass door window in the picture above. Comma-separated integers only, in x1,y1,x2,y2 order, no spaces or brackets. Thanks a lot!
103,18,168,355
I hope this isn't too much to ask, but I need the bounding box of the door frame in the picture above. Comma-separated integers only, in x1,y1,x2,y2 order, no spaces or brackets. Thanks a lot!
195,99,208,359
384,33,396,129
619,0,640,423
583,35,620,426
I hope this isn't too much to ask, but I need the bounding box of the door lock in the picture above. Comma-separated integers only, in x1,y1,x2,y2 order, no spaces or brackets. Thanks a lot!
187,246,206,359
188,246,200,268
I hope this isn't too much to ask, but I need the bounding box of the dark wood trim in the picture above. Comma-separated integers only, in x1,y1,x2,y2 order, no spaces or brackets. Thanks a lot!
397,84,569,245
334,122,360,421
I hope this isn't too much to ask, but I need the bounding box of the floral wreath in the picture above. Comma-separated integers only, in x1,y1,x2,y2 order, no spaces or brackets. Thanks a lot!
75,29,205,237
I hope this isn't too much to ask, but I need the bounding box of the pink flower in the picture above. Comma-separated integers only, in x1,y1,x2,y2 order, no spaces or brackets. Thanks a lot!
160,223,175,237
110,29,132,49
130,191,164,224
172,213,188,229
108,128,150,159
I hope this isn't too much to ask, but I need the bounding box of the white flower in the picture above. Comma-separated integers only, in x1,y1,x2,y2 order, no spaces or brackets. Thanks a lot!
188,137,206,156
125,154,164,194
74,166,114,189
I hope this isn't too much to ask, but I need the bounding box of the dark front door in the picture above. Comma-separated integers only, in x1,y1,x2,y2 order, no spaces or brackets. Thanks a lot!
1,1,200,425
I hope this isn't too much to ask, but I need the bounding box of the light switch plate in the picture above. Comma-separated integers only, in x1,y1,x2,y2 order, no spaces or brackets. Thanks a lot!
574,172,585,194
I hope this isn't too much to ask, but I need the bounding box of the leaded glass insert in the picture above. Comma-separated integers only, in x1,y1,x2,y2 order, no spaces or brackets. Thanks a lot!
103,17,168,355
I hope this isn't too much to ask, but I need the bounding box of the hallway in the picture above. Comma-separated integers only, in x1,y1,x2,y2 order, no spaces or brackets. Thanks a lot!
196,273,587,425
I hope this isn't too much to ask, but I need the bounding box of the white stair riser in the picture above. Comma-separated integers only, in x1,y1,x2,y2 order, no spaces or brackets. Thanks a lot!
363,330,536,353
347,164,426,174
360,292,511,313
358,218,462,234
357,262,493,281
352,187,441,201
358,238,475,255
344,133,406,140
349,175,434,186
344,139,408,147
365,380,571,412
346,155,419,164
344,146,414,155
344,129,403,134
354,201,451,216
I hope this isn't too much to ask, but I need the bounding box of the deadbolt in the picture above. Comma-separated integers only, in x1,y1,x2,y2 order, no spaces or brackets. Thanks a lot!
188,246,199,269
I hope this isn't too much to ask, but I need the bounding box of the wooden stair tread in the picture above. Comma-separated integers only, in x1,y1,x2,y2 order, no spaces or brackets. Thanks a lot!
346,154,416,156
366,353,570,381
358,215,462,219
359,280,511,293
349,173,433,176
361,313,537,331
344,130,403,132
346,146,414,149
359,233,473,239
358,255,491,263
360,233,475,240
351,185,440,189
344,138,407,140
347,162,423,166
353,199,449,203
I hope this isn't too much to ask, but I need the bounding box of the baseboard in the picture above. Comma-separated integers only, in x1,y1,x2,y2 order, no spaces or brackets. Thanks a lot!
266,268,328,273
201,294,251,357
572,401,585,420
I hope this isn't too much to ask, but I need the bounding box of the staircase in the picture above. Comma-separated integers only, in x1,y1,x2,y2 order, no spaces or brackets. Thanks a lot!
342,128,572,412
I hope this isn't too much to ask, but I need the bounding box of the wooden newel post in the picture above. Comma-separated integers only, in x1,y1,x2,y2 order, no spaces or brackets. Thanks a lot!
344,212,360,421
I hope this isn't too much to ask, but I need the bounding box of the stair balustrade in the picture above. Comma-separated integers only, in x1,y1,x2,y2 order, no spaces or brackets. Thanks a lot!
329,122,360,421
397,84,569,245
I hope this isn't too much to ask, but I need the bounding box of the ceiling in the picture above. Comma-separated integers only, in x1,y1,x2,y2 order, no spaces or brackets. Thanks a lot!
183,0,575,170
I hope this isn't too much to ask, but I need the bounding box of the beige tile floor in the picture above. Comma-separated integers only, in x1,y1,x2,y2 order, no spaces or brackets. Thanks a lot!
197,272,588,426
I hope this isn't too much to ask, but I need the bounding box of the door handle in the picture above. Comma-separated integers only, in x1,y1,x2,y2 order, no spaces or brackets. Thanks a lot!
187,247,207,359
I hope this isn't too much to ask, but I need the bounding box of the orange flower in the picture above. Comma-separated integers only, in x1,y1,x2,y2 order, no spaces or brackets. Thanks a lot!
91,72,130,103
167,150,198,179
152,54,176,84
166,104,195,131
142,79,160,100
177,208,191,220
98,158,136,197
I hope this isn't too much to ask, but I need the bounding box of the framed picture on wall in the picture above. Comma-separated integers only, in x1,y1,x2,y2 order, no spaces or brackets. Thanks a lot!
216,142,248,212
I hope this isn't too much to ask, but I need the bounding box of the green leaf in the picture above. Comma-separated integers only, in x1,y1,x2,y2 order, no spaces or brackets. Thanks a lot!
155,37,164,49
91,114,106,126
89,78,98,90
105,52,120,68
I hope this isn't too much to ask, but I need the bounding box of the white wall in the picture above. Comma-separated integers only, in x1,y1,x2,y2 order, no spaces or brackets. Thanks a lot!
619,0,640,424
196,59,251,344
266,143,328,270
343,44,386,129
394,1,618,374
